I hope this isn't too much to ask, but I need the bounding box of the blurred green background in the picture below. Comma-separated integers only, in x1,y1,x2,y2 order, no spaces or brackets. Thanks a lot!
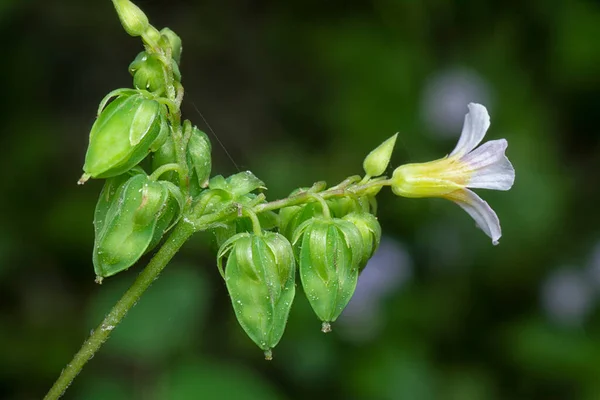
1,0,600,399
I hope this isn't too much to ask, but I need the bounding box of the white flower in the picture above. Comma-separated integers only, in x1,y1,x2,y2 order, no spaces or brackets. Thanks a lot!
391,103,515,245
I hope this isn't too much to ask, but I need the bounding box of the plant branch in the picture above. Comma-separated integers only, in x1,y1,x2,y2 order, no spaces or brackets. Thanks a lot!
253,178,388,214
43,221,195,400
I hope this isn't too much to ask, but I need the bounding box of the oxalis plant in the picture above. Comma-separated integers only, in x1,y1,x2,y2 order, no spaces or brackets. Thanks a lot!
45,1,516,399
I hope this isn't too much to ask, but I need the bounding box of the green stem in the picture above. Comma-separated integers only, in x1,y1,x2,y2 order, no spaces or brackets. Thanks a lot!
149,41,187,194
170,120,189,195
243,208,263,236
43,221,195,400
187,178,389,228
330,175,361,190
149,163,183,181
253,178,387,214
310,194,331,219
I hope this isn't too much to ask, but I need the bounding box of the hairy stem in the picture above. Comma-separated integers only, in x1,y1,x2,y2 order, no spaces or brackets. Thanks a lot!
253,179,387,214
43,221,195,400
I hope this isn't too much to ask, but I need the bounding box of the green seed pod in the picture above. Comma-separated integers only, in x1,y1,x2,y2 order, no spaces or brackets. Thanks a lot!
293,218,363,331
160,27,183,65
129,52,166,96
82,94,167,180
93,174,169,278
342,212,381,270
218,232,296,359
187,127,212,189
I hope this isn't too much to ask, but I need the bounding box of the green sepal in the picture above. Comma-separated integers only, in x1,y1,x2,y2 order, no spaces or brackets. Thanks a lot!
146,193,179,253
342,212,382,270
187,127,212,189
160,27,183,65
209,171,265,198
145,180,184,253
97,88,138,116
208,175,227,190
93,174,131,238
171,59,181,82
160,181,185,216
83,94,166,179
93,174,169,278
132,180,169,227
151,135,178,184
129,97,160,145
149,110,170,152
194,188,232,216
293,218,363,325
217,232,296,356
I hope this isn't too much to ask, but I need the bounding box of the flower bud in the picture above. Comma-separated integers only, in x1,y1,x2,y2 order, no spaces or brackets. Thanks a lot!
160,28,183,64
218,232,296,358
187,127,212,189
82,94,167,180
363,133,397,177
293,218,363,330
111,0,149,37
93,174,169,278
129,52,166,96
342,212,381,270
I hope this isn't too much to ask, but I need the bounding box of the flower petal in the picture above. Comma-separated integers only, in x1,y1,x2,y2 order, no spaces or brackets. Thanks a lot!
462,139,515,190
444,189,502,245
449,103,490,157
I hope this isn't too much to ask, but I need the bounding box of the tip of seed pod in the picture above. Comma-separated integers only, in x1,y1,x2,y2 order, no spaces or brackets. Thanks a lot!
264,349,273,361
95,275,104,285
78,173,91,185
321,321,332,333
